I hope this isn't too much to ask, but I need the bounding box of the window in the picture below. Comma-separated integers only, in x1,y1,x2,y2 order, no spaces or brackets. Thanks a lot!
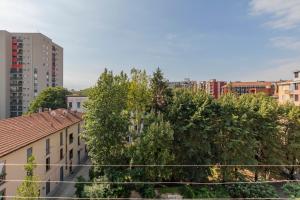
27,147,32,161
78,124,80,134
60,132,63,146
60,149,64,160
295,95,299,102
295,83,299,90
69,149,73,160
78,136,80,146
77,102,81,108
46,157,50,172
295,72,299,78
46,179,50,195
68,102,72,108
0,161,5,185
46,139,50,155
0,189,5,200
69,134,73,144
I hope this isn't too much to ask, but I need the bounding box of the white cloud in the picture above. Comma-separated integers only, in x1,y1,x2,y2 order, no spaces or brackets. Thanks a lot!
270,37,300,50
250,0,300,29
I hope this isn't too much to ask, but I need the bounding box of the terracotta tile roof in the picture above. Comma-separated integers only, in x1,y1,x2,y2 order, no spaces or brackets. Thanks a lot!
0,109,83,157
223,81,273,88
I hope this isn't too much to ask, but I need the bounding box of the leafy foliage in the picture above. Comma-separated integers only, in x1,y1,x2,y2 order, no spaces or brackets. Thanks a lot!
226,183,278,198
75,176,86,198
282,182,300,198
28,86,70,113
15,157,40,200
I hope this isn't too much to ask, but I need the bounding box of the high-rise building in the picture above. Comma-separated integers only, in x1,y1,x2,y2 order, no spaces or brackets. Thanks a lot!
206,79,226,99
0,31,63,119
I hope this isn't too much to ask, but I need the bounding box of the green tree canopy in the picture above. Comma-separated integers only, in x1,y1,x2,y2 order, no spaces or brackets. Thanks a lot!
28,86,70,113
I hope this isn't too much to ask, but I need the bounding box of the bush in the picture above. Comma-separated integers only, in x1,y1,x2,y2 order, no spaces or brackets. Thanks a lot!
282,182,300,198
180,185,194,198
75,176,86,198
193,186,230,198
226,183,278,198
140,185,156,198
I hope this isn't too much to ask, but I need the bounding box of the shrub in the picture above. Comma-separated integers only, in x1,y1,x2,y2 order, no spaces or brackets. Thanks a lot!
226,183,278,198
75,176,86,198
282,182,300,198
140,185,156,198
193,186,230,198
180,185,194,198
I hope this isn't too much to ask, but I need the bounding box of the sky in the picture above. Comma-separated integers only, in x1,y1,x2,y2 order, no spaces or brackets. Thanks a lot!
1,0,300,89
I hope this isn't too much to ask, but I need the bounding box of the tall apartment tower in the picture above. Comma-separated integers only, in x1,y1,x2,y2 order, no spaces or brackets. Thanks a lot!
0,30,63,119
206,79,226,99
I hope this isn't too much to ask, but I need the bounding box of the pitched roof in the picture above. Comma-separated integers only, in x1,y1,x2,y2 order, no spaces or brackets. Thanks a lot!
0,109,83,157
223,81,273,88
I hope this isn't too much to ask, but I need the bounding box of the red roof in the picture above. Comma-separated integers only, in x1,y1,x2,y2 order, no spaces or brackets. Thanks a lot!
0,109,83,157
223,81,273,88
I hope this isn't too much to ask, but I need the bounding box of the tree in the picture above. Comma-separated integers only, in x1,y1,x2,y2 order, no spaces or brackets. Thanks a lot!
150,68,172,113
28,87,70,113
82,69,130,175
15,156,40,200
133,113,174,181
279,104,300,179
75,176,86,198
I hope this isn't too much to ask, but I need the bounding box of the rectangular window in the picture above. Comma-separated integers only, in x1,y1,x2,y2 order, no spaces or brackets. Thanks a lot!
60,148,64,160
0,189,5,200
68,102,72,108
78,124,80,134
295,72,299,78
77,102,81,108
46,179,50,195
46,139,50,155
60,132,63,146
295,94,299,102
0,161,5,185
78,136,80,146
46,157,50,172
27,147,32,161
69,149,73,160
295,83,299,90
69,134,73,144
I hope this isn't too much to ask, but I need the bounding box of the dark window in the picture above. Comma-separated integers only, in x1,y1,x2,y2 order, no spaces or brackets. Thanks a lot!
68,102,72,108
46,157,50,172
78,124,80,134
60,149,64,160
78,136,80,146
295,83,299,90
27,147,32,161
46,139,50,155
0,189,5,200
295,95,299,102
295,72,299,78
69,149,73,160
46,179,50,195
0,161,5,185
60,132,63,146
77,102,81,108
69,134,73,144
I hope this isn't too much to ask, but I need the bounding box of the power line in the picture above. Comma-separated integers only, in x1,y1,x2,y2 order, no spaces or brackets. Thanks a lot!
3,179,300,185
4,163,300,167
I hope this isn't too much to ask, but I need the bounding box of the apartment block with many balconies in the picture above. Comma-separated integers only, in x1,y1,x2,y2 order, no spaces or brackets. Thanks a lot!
0,30,63,119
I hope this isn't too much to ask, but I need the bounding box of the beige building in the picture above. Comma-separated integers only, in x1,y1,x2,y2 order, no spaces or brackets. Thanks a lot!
0,109,86,198
0,30,63,119
276,71,300,106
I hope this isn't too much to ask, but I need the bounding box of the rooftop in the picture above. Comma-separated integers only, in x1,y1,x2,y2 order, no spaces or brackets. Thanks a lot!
223,81,273,88
0,109,82,158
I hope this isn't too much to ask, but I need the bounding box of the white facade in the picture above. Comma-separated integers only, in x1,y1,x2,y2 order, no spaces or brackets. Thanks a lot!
67,96,88,113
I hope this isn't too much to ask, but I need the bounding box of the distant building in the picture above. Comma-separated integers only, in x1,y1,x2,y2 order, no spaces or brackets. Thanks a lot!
276,70,300,106
0,109,86,198
222,81,274,96
67,96,88,113
206,79,226,99
0,30,63,119
198,81,207,91
168,78,198,92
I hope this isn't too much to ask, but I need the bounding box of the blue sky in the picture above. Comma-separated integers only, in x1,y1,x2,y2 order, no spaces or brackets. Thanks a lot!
1,0,300,89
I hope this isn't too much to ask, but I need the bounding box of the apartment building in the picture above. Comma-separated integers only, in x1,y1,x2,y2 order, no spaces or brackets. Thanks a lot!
0,109,86,198
168,78,198,92
67,96,88,113
206,79,226,99
0,30,63,119
276,71,300,106
222,81,274,96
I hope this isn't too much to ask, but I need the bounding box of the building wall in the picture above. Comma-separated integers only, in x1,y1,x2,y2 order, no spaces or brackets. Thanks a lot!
0,31,63,119
277,83,292,104
206,79,226,99
0,31,11,119
0,121,86,197
67,96,88,113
